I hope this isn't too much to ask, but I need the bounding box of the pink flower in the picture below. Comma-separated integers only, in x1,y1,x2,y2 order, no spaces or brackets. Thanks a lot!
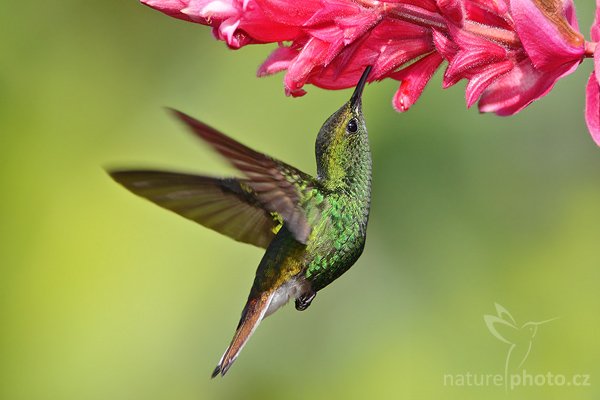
585,0,600,146
142,0,302,48
141,0,600,145
476,0,585,115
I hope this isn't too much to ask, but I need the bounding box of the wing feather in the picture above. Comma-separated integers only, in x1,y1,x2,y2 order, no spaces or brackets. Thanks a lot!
109,170,282,249
170,109,315,243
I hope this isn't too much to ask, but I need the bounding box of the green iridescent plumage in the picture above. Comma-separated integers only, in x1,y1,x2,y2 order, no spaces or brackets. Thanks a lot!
109,67,373,377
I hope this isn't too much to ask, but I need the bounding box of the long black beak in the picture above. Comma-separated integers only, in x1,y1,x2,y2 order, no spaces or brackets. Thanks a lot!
350,65,372,109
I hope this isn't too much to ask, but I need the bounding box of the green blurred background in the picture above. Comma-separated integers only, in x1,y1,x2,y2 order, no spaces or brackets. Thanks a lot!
1,1,599,399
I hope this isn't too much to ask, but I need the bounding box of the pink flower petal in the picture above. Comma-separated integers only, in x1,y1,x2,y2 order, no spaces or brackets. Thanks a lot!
141,0,197,22
238,13,301,42
311,59,373,90
444,25,507,83
465,60,513,107
366,19,432,79
437,0,464,25
284,37,331,96
510,0,584,71
372,37,434,79
257,46,298,76
585,71,600,146
253,0,321,26
335,8,382,46
309,36,378,89
190,0,237,20
432,29,458,60
218,17,241,46
592,0,600,42
562,0,580,31
595,45,600,87
392,0,439,13
478,58,578,115
303,0,364,27
471,0,509,16
390,52,444,112
464,0,512,29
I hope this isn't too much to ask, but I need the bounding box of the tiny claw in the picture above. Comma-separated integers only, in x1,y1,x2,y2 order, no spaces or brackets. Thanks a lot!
295,291,316,311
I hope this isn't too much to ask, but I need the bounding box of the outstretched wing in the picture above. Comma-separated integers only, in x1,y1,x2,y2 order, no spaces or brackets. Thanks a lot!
170,109,315,244
109,170,283,249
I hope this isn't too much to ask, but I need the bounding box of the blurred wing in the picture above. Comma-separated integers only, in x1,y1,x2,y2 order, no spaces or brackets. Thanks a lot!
170,109,315,244
109,170,282,249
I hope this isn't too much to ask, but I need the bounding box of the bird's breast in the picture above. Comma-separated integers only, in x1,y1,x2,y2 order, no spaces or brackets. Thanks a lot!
303,195,369,290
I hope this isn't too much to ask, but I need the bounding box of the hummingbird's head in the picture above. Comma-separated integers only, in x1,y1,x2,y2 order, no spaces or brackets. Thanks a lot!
315,66,372,190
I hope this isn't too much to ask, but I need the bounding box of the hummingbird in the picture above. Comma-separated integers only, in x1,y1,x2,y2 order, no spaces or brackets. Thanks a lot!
109,66,373,377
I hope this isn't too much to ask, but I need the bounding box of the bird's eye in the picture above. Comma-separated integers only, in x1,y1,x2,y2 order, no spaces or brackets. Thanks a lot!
347,118,358,133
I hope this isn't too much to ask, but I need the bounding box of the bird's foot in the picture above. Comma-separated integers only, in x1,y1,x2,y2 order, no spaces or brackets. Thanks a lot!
295,291,316,311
